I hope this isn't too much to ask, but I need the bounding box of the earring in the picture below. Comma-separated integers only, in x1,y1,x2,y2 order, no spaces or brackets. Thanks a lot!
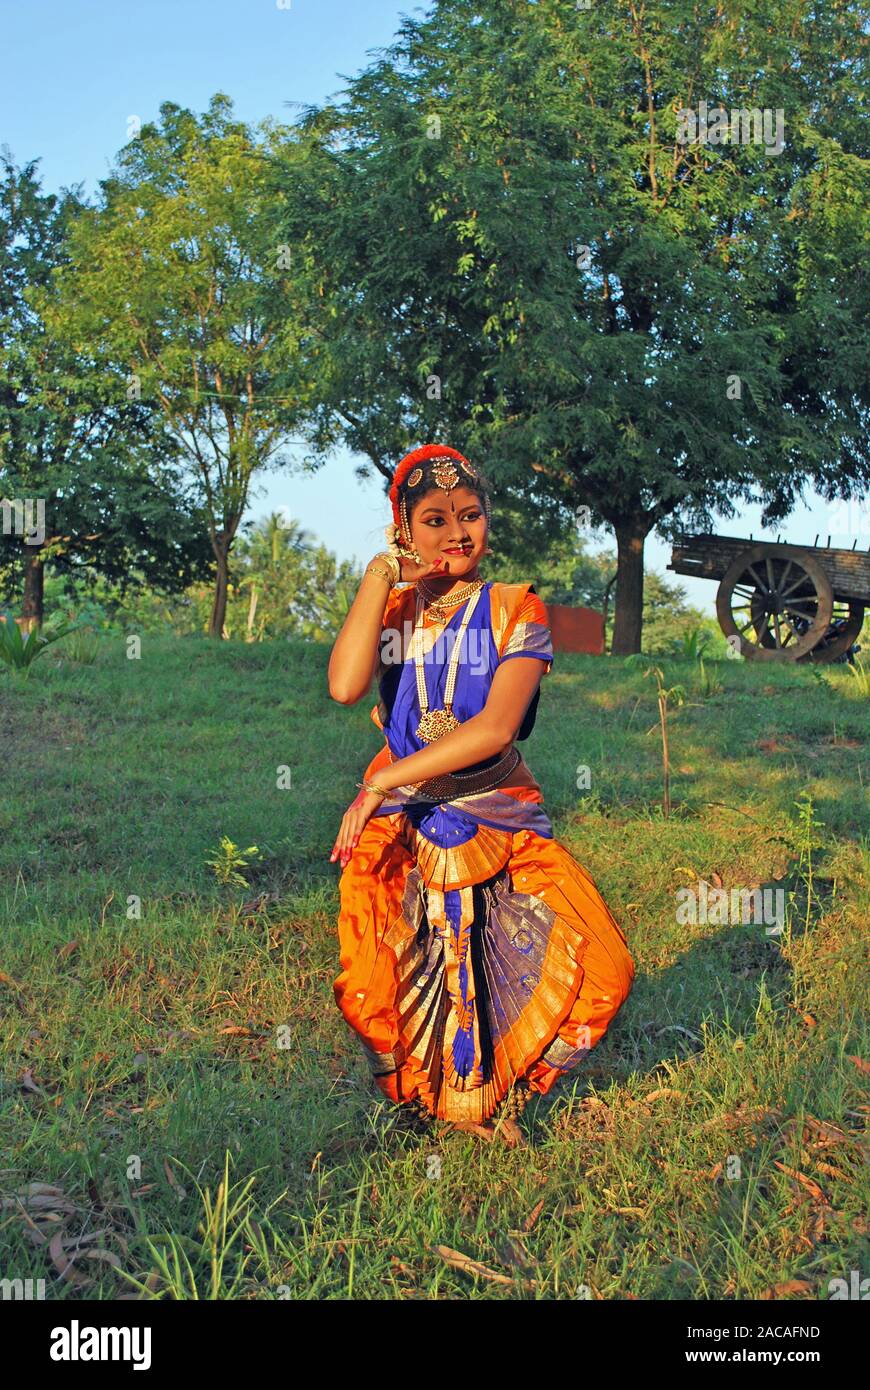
399,529,423,565
399,495,423,563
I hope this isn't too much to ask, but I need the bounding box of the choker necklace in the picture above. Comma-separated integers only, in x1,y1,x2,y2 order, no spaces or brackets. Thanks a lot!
417,575,485,616
411,587,483,742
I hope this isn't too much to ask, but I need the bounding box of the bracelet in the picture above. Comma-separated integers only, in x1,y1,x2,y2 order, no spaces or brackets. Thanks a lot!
367,551,401,586
357,779,389,798
365,565,394,586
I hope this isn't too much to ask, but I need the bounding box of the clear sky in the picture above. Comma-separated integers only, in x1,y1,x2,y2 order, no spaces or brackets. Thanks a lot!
4,0,853,612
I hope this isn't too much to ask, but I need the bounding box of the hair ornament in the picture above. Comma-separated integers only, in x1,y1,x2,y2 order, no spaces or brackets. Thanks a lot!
389,444,483,527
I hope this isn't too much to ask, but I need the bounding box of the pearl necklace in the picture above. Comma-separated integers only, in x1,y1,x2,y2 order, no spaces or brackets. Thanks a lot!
411,586,483,742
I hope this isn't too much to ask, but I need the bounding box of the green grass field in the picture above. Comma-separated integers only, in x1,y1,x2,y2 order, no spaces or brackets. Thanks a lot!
1,637,867,1300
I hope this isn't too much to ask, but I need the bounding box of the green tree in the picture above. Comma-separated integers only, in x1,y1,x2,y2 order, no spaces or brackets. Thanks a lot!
288,0,869,652
42,96,316,637
639,571,712,656
234,512,361,642
0,151,209,626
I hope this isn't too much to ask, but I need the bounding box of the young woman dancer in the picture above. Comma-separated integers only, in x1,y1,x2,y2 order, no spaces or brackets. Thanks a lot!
328,444,635,1144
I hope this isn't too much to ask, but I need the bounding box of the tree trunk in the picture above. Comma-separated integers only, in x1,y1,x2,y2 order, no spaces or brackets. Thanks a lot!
209,541,230,638
611,520,649,655
245,583,258,642
21,549,45,632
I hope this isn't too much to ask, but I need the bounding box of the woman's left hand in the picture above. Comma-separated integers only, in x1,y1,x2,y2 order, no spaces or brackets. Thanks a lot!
329,788,385,867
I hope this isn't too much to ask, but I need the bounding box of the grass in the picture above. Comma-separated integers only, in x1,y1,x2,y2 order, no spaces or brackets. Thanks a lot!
0,636,867,1299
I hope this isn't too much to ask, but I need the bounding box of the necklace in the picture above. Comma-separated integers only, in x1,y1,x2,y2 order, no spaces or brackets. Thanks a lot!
417,575,485,617
411,587,483,742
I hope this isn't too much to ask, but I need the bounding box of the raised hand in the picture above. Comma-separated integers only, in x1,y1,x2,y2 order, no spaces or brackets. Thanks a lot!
395,552,447,584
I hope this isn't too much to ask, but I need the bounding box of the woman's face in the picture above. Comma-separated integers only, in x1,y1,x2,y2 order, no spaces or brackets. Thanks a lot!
409,485,488,575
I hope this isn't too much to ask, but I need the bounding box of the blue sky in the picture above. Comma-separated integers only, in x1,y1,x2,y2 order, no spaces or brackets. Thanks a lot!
3,0,848,612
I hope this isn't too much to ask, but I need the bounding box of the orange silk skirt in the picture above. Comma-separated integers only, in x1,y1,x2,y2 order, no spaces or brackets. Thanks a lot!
333,758,636,1125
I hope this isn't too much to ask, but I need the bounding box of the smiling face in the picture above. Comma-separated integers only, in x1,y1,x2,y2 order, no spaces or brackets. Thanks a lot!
408,484,488,577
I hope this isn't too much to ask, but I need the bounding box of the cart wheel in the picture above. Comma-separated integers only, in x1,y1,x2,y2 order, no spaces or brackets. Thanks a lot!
716,544,834,662
802,600,865,664
753,598,864,661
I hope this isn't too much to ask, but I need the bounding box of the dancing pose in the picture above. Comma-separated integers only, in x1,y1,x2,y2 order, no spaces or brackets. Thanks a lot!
328,445,635,1142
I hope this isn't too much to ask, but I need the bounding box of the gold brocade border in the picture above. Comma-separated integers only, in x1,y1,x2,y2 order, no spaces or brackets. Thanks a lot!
410,819,513,891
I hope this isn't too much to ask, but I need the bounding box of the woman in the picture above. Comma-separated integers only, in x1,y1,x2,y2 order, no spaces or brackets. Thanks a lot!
327,444,634,1144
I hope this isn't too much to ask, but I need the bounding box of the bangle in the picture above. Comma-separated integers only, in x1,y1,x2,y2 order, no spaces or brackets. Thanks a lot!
365,565,394,586
357,779,389,799
368,551,401,586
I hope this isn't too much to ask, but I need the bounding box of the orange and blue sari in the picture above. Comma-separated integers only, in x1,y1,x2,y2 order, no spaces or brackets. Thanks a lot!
334,579,635,1124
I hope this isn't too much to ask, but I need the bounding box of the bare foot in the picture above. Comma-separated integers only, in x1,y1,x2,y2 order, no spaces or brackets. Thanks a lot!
492,1117,527,1148
449,1120,496,1142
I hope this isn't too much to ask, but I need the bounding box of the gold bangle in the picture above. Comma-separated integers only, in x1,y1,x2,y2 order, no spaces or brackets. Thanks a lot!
372,551,401,585
365,565,393,585
357,779,389,798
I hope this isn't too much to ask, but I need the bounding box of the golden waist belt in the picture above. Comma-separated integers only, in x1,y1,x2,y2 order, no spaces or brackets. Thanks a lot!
410,745,521,803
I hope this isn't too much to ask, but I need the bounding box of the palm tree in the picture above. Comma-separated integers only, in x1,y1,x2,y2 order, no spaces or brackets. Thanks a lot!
235,512,315,640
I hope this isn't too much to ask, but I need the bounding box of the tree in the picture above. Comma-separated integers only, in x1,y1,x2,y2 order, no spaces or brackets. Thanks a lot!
287,0,869,651
0,151,209,626
42,95,317,636
234,512,362,641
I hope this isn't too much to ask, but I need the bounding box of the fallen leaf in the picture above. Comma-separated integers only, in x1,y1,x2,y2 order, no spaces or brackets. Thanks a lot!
523,1199,545,1232
774,1161,829,1205
434,1244,525,1287
49,1230,93,1288
814,1162,852,1182
802,1116,852,1145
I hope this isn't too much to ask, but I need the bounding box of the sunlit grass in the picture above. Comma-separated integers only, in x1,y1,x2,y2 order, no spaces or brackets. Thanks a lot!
0,637,867,1298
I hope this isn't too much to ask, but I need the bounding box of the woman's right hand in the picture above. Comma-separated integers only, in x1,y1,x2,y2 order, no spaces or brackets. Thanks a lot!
394,551,447,584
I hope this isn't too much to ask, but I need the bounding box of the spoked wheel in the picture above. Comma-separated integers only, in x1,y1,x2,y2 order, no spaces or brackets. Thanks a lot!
798,599,864,664
752,596,864,663
716,544,834,662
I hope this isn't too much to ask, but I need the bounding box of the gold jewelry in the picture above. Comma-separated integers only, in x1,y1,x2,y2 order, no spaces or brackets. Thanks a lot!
357,778,389,797
417,575,485,616
396,496,424,563
366,563,394,586
367,551,400,585
422,454,488,514
431,457,461,491
411,586,482,742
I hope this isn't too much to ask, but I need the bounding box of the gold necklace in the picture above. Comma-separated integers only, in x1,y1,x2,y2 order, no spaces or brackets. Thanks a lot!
411,587,483,742
417,575,485,616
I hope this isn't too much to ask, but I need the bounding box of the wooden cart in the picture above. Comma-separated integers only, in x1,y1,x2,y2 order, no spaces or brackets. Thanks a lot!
668,533,869,662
